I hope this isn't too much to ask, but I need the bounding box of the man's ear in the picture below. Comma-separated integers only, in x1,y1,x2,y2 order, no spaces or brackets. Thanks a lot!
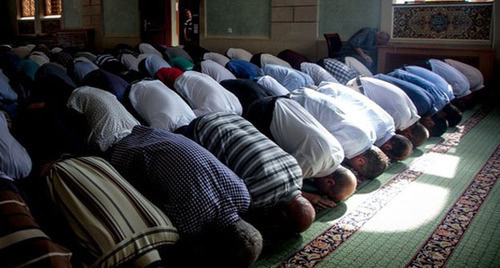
381,142,392,152
354,155,366,166
401,127,413,139
327,176,336,187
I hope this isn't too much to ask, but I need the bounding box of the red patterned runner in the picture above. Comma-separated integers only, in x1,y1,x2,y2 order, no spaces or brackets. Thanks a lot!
407,146,500,267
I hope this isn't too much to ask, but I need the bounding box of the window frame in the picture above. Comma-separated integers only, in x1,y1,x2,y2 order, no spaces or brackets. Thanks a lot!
17,0,62,35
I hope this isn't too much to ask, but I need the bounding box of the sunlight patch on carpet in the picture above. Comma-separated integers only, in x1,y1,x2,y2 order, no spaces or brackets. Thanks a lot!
362,182,449,233
410,153,460,179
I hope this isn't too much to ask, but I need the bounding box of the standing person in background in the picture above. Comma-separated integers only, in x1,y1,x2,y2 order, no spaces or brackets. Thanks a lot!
343,27,390,73
183,9,194,45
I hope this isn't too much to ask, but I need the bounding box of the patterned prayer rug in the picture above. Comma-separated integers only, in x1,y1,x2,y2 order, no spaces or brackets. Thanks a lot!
253,105,499,267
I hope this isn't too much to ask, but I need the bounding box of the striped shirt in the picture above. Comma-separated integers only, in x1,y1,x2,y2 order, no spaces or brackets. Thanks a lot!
95,54,128,75
47,156,178,267
110,125,250,237
0,178,72,268
188,112,303,208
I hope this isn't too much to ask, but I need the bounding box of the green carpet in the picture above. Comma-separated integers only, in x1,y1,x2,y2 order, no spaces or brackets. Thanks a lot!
253,105,500,268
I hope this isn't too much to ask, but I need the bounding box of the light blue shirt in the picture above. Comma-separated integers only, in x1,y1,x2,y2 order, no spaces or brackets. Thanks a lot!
0,69,18,102
316,82,395,147
405,64,456,101
145,54,171,78
0,113,32,181
258,64,314,92
427,60,471,98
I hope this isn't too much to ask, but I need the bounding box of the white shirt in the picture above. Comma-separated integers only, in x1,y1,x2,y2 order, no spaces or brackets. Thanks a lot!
203,52,230,67
138,43,163,58
129,80,195,131
0,113,32,181
11,46,32,58
29,51,50,66
67,86,140,152
256,75,289,96
174,71,243,116
120,54,148,71
201,60,237,83
300,62,339,86
270,98,344,178
226,48,253,61
317,82,396,147
51,47,63,54
289,88,376,159
260,53,292,68
347,77,420,131
344,56,373,77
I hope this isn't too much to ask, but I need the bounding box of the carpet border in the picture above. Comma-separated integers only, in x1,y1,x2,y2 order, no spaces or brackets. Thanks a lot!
278,106,492,267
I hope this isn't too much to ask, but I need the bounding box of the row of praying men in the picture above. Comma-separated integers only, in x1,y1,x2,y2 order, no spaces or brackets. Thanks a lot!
0,41,485,267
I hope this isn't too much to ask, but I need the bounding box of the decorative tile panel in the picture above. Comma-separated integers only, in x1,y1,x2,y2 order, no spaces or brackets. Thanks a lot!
392,3,492,40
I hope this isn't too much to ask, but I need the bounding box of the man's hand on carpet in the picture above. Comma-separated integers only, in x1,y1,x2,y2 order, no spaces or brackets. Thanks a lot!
302,192,337,209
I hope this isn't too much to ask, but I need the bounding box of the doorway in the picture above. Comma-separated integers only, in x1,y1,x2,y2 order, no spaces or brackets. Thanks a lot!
139,0,172,46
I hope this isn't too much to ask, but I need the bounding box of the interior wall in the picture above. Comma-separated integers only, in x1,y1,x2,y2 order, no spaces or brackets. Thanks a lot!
205,0,270,37
200,0,385,61
102,0,139,36
63,0,82,29
319,0,381,40
201,0,324,61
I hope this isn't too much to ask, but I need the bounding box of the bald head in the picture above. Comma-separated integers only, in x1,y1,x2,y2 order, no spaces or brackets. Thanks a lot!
314,166,357,202
376,31,390,45
285,194,315,233
332,166,358,201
